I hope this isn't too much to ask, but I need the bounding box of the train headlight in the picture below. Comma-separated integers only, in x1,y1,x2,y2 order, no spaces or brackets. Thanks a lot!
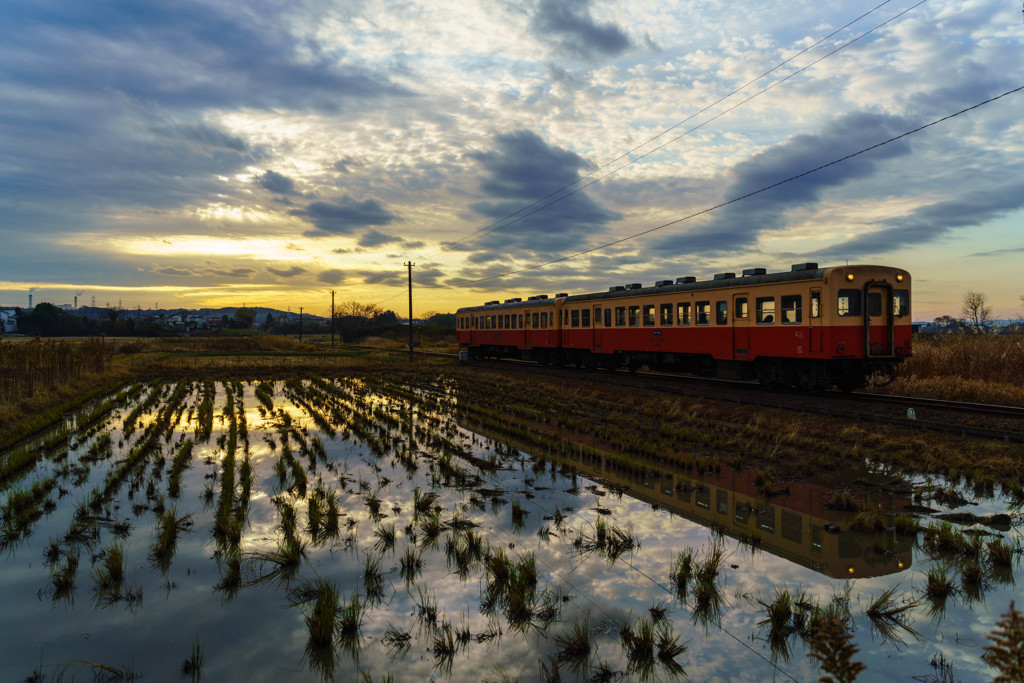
896,273,904,282
848,566,855,575
846,273,855,282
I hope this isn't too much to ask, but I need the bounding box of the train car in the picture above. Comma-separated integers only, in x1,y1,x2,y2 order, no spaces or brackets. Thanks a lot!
456,263,911,390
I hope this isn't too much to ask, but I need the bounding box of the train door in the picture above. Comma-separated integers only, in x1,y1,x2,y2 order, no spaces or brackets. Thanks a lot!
732,294,750,358
809,288,822,353
864,282,894,357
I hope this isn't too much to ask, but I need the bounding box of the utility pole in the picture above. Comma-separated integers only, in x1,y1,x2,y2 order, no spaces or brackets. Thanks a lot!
405,261,414,361
299,307,303,342
330,290,335,347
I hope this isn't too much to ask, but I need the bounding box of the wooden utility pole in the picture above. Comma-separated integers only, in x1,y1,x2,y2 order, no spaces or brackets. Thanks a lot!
330,290,335,347
405,261,414,361
299,307,303,342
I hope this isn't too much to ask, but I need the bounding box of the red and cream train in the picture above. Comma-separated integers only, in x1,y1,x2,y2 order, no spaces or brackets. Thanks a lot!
456,263,912,390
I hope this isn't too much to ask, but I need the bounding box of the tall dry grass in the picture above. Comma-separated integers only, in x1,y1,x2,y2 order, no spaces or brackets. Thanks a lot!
885,334,1024,405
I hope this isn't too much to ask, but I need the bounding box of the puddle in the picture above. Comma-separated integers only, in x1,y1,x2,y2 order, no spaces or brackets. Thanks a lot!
0,377,1020,681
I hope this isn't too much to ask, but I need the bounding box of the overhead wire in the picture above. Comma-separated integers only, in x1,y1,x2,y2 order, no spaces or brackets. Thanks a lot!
427,0,931,256
360,0,921,308
422,82,1024,290
417,0,901,259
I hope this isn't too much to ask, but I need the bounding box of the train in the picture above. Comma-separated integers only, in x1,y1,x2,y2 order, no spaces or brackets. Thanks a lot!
455,263,912,390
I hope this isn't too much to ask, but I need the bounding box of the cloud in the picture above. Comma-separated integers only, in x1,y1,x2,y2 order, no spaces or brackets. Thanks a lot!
205,267,256,278
815,181,1024,259
358,230,401,247
317,269,345,285
158,266,195,276
267,265,307,278
530,0,632,60
254,170,296,195
653,111,914,255
292,197,399,237
465,130,620,259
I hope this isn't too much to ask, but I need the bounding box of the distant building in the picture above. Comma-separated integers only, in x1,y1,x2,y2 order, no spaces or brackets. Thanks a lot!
0,309,18,333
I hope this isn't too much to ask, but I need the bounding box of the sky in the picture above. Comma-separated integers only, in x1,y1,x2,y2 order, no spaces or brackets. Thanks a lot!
1,0,1022,321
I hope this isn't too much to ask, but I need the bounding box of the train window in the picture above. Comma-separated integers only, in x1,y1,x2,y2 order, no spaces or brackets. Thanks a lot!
811,525,822,553
660,304,673,326
532,312,538,328
604,308,612,327
757,504,776,533
615,307,626,327
695,485,711,510
628,306,640,327
716,490,728,515
735,297,748,319
715,301,728,325
594,307,601,325
868,292,882,317
894,289,910,318
505,314,511,329
837,289,860,317
518,314,523,328
781,295,802,324
677,302,691,326
810,291,820,318
756,297,775,324
735,501,749,524
695,302,711,326
643,305,655,327
540,312,548,329
781,509,802,544
491,315,497,329
581,309,591,328
570,309,580,328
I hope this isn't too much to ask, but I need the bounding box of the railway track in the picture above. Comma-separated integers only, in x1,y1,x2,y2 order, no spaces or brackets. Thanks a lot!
344,345,1024,443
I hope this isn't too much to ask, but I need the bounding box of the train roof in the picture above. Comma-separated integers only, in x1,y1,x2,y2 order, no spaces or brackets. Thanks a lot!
457,263,835,313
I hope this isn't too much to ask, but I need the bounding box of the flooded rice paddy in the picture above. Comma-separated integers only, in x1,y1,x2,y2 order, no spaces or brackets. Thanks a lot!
1,376,1021,681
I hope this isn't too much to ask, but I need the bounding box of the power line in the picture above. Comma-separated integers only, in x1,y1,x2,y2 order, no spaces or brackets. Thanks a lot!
425,82,1024,289
423,0,921,257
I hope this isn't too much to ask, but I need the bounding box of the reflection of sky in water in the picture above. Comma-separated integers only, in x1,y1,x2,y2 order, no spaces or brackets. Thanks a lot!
0,379,1020,681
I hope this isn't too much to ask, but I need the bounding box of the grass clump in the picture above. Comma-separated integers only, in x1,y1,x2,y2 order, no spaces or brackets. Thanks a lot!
807,615,866,682
984,600,1024,682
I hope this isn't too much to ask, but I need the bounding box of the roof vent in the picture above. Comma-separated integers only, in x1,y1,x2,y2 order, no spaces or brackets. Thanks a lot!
556,293,568,298
655,279,673,287
743,267,767,277
676,276,696,284
485,300,499,306
610,285,626,292
628,283,643,290
510,297,522,303
791,262,818,272
535,294,549,300
713,272,736,280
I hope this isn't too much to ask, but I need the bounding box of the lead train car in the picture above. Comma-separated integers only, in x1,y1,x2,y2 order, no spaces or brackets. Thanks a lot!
456,263,911,390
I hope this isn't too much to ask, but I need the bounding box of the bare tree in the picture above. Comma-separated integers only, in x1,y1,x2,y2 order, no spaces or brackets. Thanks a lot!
961,290,993,331
933,315,961,332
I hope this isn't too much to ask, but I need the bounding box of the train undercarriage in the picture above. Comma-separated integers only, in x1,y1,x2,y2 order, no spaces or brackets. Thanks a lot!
464,344,901,391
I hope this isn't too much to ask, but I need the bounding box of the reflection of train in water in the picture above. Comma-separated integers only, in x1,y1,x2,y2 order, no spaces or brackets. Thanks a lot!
456,264,912,390
461,419,913,579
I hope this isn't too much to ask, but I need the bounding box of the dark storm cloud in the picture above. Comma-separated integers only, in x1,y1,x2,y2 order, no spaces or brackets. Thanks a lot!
267,265,307,278
254,170,297,195
466,130,620,258
653,111,913,255
292,197,399,237
815,181,1024,259
530,0,632,60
